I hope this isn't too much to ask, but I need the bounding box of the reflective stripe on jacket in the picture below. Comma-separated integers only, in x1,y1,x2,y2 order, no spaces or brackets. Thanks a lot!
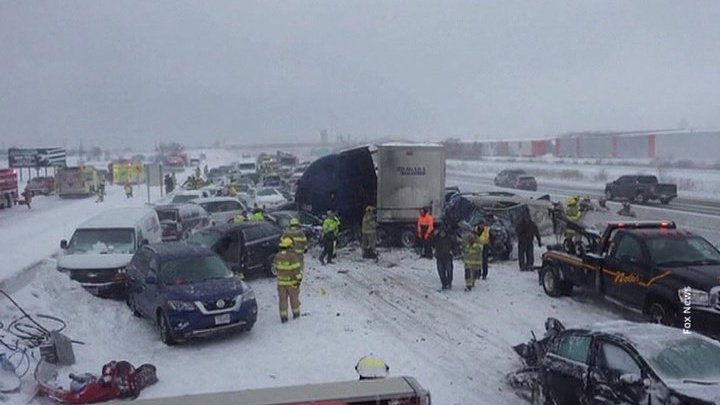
283,228,308,255
273,250,302,287
463,234,483,267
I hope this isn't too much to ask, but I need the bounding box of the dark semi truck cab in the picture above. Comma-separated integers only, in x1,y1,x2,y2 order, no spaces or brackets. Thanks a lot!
540,221,720,338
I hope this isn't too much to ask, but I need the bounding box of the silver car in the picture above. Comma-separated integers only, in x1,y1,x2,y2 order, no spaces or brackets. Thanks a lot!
189,196,248,225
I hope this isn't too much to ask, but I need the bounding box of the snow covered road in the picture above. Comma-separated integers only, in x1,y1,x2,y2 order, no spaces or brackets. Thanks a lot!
4,244,625,405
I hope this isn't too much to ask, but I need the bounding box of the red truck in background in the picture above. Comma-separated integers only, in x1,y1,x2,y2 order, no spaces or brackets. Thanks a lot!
0,168,19,209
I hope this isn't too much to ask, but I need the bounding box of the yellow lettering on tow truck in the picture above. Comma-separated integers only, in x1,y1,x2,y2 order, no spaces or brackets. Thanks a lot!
613,272,640,284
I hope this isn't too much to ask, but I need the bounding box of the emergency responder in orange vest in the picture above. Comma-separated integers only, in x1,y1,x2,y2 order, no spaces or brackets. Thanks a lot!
416,208,434,259
282,217,308,268
273,237,303,323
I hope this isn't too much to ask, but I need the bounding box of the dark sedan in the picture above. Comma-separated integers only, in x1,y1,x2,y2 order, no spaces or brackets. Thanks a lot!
527,320,720,404
125,242,257,345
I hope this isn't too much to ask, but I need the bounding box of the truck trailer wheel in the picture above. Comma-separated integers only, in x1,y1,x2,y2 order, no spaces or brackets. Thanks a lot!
399,227,417,248
376,228,389,247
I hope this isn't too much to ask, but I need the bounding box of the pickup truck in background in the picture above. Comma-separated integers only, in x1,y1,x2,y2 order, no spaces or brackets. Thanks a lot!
604,175,677,204
540,221,720,338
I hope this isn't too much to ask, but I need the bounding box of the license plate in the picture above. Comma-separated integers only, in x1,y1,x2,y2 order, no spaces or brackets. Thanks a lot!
214,314,231,325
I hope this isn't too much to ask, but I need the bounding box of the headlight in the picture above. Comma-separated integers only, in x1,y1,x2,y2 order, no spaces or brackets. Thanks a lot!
678,288,710,307
241,289,256,303
167,300,196,311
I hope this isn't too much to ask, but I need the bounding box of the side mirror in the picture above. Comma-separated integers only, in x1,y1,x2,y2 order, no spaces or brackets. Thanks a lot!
145,274,158,285
582,252,605,267
60,240,68,249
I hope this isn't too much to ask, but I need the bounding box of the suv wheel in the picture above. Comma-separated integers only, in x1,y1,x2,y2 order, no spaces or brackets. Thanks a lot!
158,311,177,346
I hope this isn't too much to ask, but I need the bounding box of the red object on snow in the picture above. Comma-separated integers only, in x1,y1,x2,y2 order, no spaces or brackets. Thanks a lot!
35,360,157,404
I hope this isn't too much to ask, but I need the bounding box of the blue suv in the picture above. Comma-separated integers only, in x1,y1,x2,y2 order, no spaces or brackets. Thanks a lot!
125,242,258,345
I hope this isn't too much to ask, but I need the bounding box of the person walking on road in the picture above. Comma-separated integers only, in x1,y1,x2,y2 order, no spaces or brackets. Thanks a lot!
463,228,483,290
319,211,339,265
433,225,456,290
417,208,434,259
476,219,491,280
124,182,133,199
22,185,33,209
516,213,542,272
361,206,378,259
274,237,303,323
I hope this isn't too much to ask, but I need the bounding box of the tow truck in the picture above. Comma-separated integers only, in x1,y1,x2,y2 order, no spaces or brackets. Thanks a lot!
540,220,720,338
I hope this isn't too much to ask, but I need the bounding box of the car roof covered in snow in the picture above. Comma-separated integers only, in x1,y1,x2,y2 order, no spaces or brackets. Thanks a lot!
145,242,215,261
189,196,243,204
78,207,155,229
205,221,281,235
572,320,720,358
615,228,698,239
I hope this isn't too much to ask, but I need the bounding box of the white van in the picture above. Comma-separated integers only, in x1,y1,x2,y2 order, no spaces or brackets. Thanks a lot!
57,207,162,296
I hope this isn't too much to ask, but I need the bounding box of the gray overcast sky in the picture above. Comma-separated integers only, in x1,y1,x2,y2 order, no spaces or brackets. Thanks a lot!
1,1,719,148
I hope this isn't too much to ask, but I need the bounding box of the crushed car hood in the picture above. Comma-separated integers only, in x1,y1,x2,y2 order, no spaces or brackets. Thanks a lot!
58,253,133,270
666,380,720,403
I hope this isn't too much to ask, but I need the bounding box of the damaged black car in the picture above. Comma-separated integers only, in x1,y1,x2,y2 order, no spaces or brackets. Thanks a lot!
507,317,720,404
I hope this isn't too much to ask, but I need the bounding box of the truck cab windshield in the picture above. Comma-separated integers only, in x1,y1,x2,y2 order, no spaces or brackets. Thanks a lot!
647,236,720,266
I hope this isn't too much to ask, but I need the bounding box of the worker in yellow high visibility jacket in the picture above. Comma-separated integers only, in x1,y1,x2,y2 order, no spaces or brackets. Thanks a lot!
273,237,303,323
463,231,483,291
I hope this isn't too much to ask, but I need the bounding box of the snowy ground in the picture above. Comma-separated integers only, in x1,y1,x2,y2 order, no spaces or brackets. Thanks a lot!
1,149,719,404
3,242,625,405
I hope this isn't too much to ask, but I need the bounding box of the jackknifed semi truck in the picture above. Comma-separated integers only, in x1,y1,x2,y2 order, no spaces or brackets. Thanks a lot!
296,143,445,247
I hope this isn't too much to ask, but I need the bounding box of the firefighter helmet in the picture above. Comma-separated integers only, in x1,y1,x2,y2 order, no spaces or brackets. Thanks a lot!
279,237,293,249
289,217,300,227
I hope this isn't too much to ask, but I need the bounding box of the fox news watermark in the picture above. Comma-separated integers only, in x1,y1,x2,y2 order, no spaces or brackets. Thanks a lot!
680,286,693,334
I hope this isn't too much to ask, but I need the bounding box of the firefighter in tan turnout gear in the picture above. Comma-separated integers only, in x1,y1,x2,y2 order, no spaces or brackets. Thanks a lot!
273,237,303,323
282,217,308,266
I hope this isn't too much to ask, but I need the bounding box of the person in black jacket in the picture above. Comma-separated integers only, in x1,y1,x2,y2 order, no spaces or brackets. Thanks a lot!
433,225,457,290
515,213,542,272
